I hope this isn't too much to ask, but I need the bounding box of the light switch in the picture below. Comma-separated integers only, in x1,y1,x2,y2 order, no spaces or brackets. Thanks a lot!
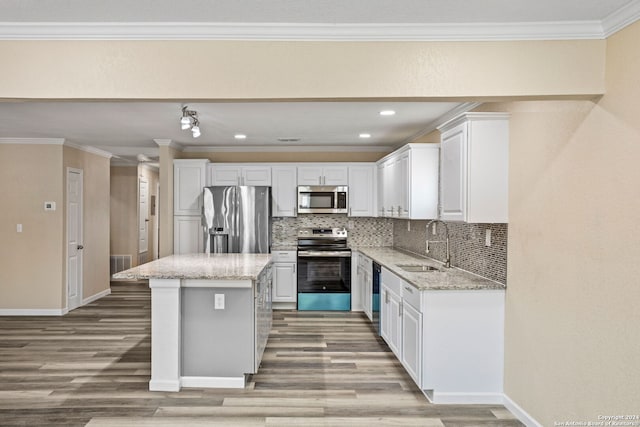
214,293,225,310
16,224,22,233
485,229,492,247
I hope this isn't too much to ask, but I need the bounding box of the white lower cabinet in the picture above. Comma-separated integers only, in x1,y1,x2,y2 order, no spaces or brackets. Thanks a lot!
379,266,504,404
173,216,203,254
271,251,297,304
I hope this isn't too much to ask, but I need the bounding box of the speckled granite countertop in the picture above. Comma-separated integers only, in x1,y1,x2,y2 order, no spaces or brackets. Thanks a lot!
112,253,272,280
355,247,505,291
271,246,298,252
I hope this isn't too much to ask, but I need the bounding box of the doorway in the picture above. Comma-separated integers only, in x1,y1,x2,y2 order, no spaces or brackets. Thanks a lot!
67,167,83,311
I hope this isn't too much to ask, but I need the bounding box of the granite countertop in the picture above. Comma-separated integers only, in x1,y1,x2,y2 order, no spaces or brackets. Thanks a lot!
355,247,505,291
112,253,272,280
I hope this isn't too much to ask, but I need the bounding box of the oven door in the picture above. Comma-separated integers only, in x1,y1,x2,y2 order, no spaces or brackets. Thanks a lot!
297,251,352,310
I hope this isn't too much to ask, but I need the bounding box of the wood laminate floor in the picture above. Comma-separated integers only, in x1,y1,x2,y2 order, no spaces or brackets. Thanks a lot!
0,282,523,426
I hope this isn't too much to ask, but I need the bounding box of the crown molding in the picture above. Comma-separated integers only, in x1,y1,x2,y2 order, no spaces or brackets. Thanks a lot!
181,144,393,153
0,19,629,41
63,141,114,158
0,137,65,145
602,0,640,37
403,102,481,145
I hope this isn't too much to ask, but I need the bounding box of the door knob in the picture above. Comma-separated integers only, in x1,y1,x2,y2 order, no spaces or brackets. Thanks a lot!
77,245,84,250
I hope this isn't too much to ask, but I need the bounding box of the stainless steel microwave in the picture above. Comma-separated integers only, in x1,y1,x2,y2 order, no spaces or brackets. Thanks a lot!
297,186,348,214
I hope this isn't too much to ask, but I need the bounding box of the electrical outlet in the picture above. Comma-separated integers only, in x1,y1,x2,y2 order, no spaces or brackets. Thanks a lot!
214,293,225,309
44,201,56,211
485,229,492,247
16,224,22,233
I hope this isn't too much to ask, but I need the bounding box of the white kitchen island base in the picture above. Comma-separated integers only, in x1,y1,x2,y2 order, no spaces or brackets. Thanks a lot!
111,254,274,393
149,275,272,392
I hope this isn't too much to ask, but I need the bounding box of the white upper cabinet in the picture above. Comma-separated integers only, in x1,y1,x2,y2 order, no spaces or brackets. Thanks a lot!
438,113,509,223
174,159,209,216
297,165,348,186
376,144,439,220
348,164,376,217
272,166,297,217
208,164,271,186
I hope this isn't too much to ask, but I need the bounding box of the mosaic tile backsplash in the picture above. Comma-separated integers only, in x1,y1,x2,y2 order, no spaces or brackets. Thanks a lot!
393,219,508,284
272,215,394,248
272,215,507,285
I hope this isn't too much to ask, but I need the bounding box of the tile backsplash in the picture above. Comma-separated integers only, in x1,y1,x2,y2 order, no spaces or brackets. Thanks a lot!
272,215,394,248
272,215,507,285
393,219,507,284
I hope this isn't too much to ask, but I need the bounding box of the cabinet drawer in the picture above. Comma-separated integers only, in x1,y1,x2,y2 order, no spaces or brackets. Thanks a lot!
401,282,421,310
271,250,297,262
381,267,402,295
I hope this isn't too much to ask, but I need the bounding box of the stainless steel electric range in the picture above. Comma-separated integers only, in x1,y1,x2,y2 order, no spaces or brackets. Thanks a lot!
296,228,351,311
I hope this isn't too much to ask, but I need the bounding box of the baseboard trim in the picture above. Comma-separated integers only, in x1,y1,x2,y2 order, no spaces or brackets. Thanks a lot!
149,379,181,392
0,308,67,316
503,394,543,427
429,391,505,404
181,375,246,389
82,288,111,305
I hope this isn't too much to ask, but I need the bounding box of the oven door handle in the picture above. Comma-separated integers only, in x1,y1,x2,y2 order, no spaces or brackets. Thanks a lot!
297,251,352,258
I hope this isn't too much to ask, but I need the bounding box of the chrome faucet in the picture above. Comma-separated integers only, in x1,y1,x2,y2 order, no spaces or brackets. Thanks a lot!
425,219,451,268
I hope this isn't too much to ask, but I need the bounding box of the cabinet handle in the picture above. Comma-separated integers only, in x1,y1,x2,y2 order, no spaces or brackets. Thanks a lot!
404,286,413,293
385,291,389,304
349,207,352,216
319,176,322,185
399,301,403,317
293,264,296,273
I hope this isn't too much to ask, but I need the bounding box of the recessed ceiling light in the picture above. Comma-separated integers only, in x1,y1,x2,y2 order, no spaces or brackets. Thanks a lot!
234,134,247,140
379,110,396,116
359,133,371,138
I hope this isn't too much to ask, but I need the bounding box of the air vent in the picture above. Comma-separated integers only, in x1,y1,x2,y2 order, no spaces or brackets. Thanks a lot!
277,137,301,142
110,254,132,276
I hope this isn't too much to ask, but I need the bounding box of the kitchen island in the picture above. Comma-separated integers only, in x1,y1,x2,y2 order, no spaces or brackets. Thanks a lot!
113,253,272,392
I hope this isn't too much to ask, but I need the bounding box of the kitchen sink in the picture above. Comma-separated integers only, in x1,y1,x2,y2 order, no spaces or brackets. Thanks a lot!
397,264,441,273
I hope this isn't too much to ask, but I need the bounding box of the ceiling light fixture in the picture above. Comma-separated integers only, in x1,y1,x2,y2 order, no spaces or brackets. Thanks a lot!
234,134,247,140
379,110,396,116
180,106,201,138
359,133,371,138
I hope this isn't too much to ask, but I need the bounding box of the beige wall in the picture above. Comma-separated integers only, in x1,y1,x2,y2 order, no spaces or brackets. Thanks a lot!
159,145,177,257
0,144,64,310
110,166,137,259
475,19,640,425
0,39,605,100
62,146,111,304
179,150,389,163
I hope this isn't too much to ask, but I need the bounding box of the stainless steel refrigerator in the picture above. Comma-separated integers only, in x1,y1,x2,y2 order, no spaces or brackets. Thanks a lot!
202,186,271,254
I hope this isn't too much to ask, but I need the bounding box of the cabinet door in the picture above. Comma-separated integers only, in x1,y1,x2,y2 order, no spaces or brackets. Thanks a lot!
376,163,386,217
272,166,297,217
174,161,207,215
398,153,410,218
401,301,423,386
211,165,242,186
383,159,395,217
362,269,372,321
272,262,297,302
348,165,375,217
173,216,203,254
297,166,323,185
440,124,467,222
381,286,402,357
323,166,349,186
243,166,272,186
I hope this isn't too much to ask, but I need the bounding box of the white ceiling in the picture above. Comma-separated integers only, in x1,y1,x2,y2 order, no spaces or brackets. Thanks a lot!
0,0,634,24
1,1,638,162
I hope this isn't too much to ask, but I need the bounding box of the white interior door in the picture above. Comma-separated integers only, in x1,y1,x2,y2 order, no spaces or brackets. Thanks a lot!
153,182,160,260
139,177,149,254
67,168,83,311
